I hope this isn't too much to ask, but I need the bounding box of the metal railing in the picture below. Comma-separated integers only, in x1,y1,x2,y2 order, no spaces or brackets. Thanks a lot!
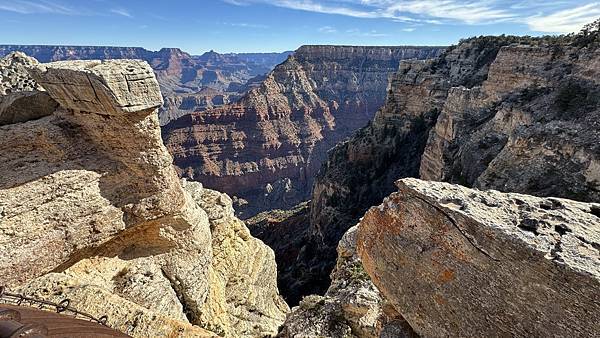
0,286,108,326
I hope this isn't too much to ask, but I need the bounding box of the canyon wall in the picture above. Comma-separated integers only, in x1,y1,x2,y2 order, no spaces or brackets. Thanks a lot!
163,45,444,217
0,45,290,125
0,56,288,337
270,33,600,305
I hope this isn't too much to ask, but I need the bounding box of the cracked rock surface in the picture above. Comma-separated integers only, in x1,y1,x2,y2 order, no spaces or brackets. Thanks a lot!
357,178,600,338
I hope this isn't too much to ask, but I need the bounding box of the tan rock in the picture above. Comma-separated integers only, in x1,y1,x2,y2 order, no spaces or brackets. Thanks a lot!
1,59,288,337
357,178,600,337
0,59,184,286
21,275,217,338
183,180,290,337
29,59,163,115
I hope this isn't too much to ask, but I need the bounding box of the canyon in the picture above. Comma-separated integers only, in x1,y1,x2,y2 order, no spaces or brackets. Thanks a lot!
0,45,291,125
0,20,599,338
163,45,444,216
254,32,600,306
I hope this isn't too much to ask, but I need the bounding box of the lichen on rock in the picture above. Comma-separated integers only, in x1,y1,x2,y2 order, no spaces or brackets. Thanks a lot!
357,178,600,337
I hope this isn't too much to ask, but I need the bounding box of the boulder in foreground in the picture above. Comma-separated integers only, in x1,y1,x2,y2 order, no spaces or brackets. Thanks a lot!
358,178,600,337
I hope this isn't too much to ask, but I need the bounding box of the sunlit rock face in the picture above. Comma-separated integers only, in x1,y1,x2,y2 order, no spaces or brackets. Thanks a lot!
358,178,600,338
162,45,444,218
280,34,600,305
0,57,288,338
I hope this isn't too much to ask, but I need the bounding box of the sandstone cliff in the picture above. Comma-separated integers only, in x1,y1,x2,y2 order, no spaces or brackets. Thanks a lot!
163,45,444,217
276,33,600,304
0,58,288,337
357,178,600,337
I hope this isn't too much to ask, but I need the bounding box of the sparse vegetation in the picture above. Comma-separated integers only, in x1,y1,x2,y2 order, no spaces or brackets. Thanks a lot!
555,80,599,119
348,263,370,281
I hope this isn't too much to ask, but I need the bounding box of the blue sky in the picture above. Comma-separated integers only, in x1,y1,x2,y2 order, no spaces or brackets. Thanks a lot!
1,0,599,54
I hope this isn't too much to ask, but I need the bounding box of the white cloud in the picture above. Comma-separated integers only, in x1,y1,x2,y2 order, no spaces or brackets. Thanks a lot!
361,0,515,24
526,3,600,33
402,27,416,32
110,8,132,18
219,0,600,32
319,25,337,33
0,0,81,15
346,28,389,37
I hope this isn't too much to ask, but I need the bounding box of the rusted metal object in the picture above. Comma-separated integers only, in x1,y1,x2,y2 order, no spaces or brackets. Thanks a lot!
0,287,129,338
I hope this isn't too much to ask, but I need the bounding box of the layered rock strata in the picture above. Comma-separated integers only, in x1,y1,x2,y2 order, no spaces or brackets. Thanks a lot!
0,59,287,337
283,34,600,302
357,178,600,337
163,46,444,217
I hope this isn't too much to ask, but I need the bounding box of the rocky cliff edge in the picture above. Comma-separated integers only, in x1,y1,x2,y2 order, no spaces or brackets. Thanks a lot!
0,57,288,337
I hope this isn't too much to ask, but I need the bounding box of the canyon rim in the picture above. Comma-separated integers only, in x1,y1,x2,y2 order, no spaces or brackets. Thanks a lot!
1,2,599,338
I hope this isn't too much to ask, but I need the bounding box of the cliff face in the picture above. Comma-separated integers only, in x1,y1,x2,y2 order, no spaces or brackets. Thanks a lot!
0,56,288,337
273,34,600,305
0,45,290,125
420,43,600,201
358,178,600,337
279,225,416,338
163,45,444,217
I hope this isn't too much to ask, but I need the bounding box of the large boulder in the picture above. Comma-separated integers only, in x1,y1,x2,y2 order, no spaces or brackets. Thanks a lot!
358,178,600,337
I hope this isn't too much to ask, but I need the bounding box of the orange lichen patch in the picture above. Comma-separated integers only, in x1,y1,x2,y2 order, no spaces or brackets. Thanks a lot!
433,294,448,306
438,269,455,284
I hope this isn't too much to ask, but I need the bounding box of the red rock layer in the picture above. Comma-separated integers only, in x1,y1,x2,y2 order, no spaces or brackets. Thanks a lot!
163,45,444,216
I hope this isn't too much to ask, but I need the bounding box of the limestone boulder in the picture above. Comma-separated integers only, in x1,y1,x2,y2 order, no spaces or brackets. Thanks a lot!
358,178,600,337
29,59,163,115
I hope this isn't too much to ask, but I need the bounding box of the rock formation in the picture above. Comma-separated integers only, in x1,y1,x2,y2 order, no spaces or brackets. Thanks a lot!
277,33,600,304
0,52,58,126
163,46,444,217
0,58,288,337
357,178,600,337
0,45,291,125
279,226,416,338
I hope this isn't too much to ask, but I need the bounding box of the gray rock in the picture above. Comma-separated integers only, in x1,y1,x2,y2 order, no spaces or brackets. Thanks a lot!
279,226,416,338
0,90,58,125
